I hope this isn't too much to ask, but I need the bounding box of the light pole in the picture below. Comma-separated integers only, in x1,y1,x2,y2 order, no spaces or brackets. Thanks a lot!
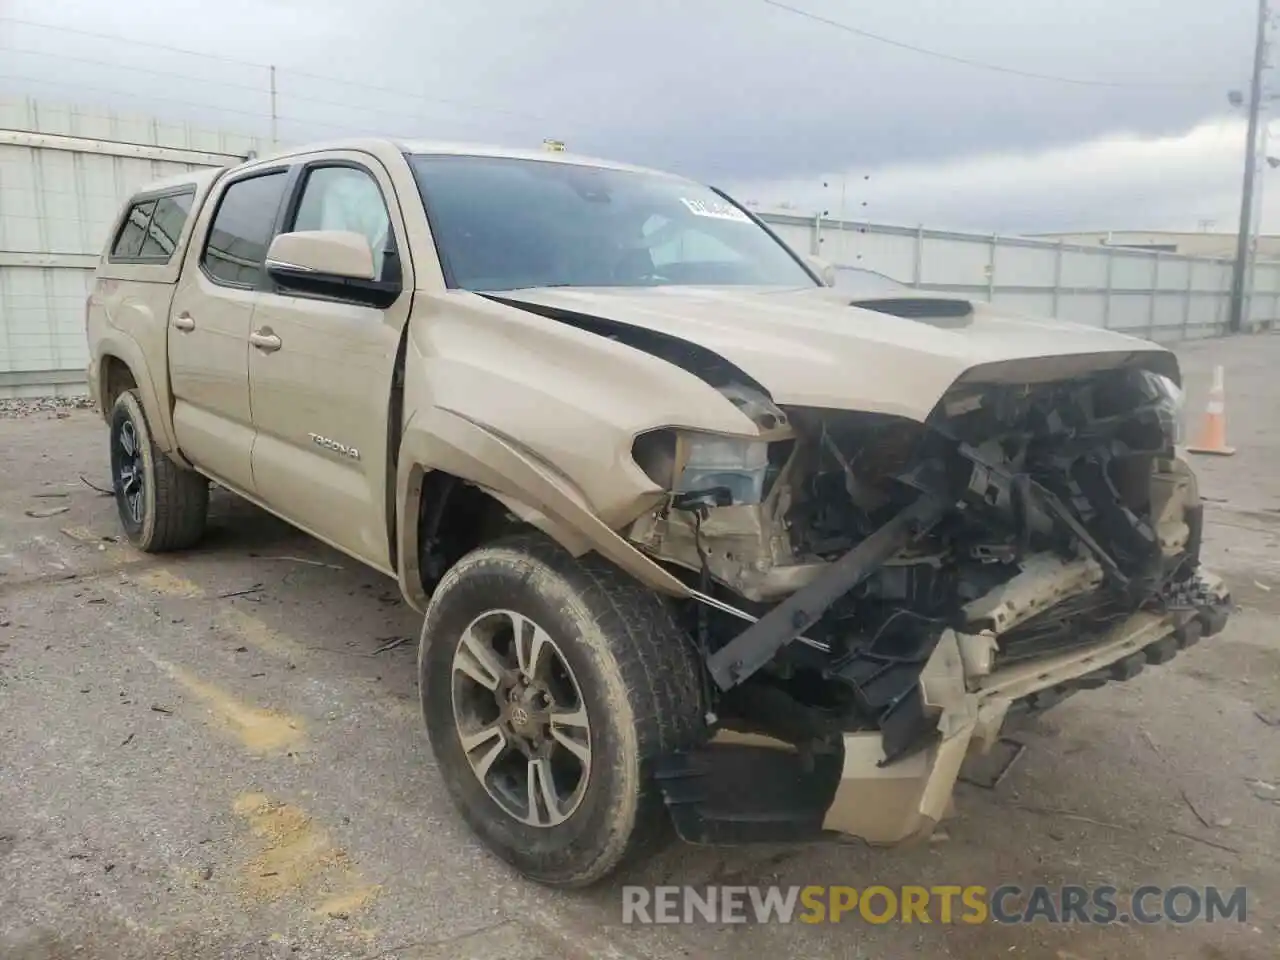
1228,0,1271,333
1246,119,1276,322
1229,99,1280,328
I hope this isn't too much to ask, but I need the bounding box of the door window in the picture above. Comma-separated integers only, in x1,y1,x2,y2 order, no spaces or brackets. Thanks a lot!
290,166,393,279
202,172,290,287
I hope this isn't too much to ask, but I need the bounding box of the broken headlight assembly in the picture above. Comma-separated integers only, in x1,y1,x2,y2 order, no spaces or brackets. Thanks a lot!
632,430,773,506
1143,370,1186,446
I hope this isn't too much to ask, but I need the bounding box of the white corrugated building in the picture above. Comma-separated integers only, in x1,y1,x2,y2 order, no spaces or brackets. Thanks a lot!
0,96,262,396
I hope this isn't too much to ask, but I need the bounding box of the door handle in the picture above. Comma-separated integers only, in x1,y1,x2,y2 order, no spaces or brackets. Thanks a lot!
172,314,195,332
249,329,282,353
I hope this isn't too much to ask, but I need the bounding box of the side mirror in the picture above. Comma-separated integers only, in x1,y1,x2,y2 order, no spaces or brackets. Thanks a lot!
266,230,377,281
806,255,838,288
265,230,400,308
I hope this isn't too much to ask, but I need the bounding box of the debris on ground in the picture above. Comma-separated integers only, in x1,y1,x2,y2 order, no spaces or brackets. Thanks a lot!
24,506,70,518
218,584,265,600
1143,728,1225,830
371,636,412,655
1008,803,1125,830
0,395,93,419
80,476,114,496
1179,788,1214,830
1165,829,1241,855
250,555,344,571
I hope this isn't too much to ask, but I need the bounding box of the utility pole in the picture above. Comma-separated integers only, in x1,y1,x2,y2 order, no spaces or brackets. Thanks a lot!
1228,0,1270,333
1247,118,1272,316
269,65,279,148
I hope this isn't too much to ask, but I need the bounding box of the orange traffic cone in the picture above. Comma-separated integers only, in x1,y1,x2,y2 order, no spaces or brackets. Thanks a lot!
1187,364,1236,456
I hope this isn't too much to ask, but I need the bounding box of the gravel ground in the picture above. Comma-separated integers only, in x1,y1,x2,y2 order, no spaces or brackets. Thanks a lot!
3,335,1280,959
0,394,95,419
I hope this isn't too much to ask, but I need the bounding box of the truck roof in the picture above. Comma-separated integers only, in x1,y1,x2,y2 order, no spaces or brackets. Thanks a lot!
131,166,226,197
392,139,676,177
127,138,686,204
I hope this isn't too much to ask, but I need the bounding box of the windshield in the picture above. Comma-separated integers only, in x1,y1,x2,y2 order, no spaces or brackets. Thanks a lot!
410,155,817,292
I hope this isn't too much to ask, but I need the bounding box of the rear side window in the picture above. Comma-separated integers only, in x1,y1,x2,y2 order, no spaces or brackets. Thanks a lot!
138,192,195,259
109,200,157,259
202,172,290,287
108,190,196,263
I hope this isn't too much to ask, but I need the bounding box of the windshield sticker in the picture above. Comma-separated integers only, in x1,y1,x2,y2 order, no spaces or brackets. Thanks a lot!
680,198,752,223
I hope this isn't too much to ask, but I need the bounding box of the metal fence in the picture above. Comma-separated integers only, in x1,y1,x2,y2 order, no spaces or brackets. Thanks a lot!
1,94,1276,397
764,213,1280,343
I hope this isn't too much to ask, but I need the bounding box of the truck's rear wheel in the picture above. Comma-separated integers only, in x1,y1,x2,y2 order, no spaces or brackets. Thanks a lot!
109,390,208,552
419,534,705,887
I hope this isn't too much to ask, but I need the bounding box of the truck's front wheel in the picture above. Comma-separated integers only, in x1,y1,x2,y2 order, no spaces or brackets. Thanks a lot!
109,390,208,552
419,534,705,887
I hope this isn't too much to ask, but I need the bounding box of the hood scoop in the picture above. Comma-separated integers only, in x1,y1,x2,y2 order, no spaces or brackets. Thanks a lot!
851,297,974,328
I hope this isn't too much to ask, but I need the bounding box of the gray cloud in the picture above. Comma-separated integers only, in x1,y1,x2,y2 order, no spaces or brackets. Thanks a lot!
731,118,1261,233
0,0,1260,231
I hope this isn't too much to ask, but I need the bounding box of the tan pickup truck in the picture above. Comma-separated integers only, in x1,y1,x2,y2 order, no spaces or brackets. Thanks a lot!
86,138,1230,887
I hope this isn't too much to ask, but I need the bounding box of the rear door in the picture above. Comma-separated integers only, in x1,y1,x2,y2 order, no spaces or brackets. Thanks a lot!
247,152,414,570
168,168,291,493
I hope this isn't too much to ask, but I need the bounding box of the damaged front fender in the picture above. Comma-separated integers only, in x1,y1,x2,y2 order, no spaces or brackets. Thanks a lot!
395,405,693,611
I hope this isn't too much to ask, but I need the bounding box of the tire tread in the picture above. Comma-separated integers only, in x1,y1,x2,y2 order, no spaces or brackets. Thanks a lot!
113,390,208,552
423,532,705,886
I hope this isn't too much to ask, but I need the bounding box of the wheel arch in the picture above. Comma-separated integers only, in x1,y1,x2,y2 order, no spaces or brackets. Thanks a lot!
93,332,184,461
395,407,692,613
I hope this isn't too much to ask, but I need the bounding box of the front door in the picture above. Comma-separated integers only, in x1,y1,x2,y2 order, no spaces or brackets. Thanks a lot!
247,154,413,570
168,169,291,494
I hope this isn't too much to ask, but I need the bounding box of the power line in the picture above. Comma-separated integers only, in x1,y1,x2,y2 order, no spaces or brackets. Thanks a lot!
760,0,1231,90
0,45,542,133
0,70,394,139
0,44,269,96
0,16,263,69
0,15,554,123
280,69,547,124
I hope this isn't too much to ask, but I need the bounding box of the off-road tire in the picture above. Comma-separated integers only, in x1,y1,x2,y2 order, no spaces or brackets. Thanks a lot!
109,390,208,552
419,533,705,887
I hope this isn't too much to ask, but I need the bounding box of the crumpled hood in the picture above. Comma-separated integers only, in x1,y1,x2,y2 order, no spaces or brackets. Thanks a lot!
495,285,1178,422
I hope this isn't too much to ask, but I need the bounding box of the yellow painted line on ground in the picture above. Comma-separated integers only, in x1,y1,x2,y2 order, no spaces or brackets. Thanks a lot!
313,884,383,919
134,568,206,598
232,792,380,918
59,524,141,557
140,650,306,755
216,607,310,663
123,564,311,663
58,524,107,544
128,569,423,744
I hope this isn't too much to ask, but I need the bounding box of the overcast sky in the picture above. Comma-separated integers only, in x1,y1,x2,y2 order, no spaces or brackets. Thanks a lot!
0,0,1265,232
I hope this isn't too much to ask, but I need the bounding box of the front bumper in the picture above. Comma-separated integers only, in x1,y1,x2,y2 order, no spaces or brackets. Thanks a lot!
657,570,1231,847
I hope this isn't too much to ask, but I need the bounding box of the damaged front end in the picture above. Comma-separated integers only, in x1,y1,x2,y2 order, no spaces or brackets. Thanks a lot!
629,363,1232,846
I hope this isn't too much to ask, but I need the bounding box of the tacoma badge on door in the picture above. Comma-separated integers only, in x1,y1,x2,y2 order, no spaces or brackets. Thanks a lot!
307,433,360,460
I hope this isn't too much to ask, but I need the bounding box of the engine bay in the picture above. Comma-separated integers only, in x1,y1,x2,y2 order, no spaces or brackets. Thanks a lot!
628,363,1207,764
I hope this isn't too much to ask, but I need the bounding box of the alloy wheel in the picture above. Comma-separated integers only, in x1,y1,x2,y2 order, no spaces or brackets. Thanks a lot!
450,609,592,828
115,417,144,524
